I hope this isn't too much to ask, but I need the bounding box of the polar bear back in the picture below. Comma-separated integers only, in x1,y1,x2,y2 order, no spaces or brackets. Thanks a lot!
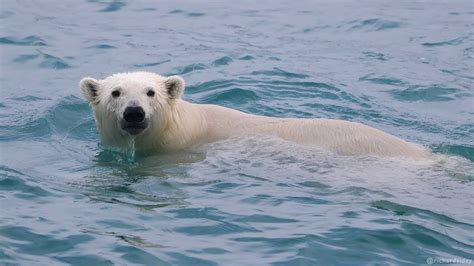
195,104,427,158
256,119,428,158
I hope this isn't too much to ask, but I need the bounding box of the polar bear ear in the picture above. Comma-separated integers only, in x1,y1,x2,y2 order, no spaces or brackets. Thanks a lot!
80,77,100,104
164,76,185,101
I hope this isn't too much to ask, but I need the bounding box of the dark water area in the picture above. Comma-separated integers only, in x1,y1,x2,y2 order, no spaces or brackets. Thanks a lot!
1,0,473,265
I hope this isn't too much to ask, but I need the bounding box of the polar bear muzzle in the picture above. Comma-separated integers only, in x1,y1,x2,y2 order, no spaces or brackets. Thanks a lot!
121,105,149,135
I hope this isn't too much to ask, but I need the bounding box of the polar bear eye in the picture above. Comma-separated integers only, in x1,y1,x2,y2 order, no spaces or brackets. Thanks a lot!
147,90,155,97
111,90,121,98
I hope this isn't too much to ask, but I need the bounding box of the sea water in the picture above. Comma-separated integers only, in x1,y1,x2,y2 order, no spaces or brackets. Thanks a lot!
1,1,473,265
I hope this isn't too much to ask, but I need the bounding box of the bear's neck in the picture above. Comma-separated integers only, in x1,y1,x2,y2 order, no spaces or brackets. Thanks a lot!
134,100,260,152
153,100,211,151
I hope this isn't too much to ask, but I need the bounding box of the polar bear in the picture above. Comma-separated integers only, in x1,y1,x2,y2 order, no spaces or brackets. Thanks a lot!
80,71,428,158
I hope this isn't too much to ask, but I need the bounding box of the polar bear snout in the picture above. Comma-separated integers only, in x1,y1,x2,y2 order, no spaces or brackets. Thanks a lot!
121,106,149,135
124,106,145,123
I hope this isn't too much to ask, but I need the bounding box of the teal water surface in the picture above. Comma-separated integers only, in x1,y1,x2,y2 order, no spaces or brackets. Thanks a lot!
1,1,473,265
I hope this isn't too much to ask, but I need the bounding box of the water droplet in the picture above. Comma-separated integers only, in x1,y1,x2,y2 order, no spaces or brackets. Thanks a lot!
127,137,136,162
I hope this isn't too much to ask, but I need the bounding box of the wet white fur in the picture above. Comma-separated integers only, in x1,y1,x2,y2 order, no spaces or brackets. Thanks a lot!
80,72,428,158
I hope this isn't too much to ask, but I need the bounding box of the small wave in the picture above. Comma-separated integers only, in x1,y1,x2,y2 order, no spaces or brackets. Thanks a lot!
212,56,233,66
12,51,71,69
87,44,116,49
348,19,401,31
1,95,94,141
362,52,389,61
55,255,112,265
38,51,71,69
186,79,237,94
359,73,406,86
0,35,47,46
174,221,260,236
13,54,40,63
10,95,49,102
46,95,96,141
371,200,472,226
96,0,126,13
112,245,169,264
464,47,474,59
171,63,207,75
187,12,206,17
186,77,373,119
441,69,474,80
0,226,93,256
169,9,185,14
188,78,342,96
387,85,470,102
316,224,473,264
134,60,171,68
239,55,254,60
302,25,331,33
166,9,205,17
0,166,52,199
453,124,474,140
134,7,157,12
203,88,260,104
0,116,52,141
431,144,474,163
251,68,309,79
422,36,468,47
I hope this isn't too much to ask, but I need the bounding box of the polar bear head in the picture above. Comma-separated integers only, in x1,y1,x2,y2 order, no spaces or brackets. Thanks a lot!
80,72,185,149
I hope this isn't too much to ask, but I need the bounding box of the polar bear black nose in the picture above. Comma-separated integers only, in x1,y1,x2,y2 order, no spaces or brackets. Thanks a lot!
123,106,145,123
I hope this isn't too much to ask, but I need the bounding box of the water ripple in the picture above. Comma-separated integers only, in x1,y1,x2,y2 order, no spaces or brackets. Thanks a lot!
12,50,71,69
431,144,474,163
388,85,470,102
203,88,260,104
13,54,40,63
0,166,51,199
251,68,310,79
0,226,93,255
371,200,474,228
55,255,113,265
169,9,185,14
0,35,47,46
359,73,407,86
38,51,71,69
0,115,52,141
187,12,206,17
347,18,401,31
134,60,171,68
362,52,389,61
172,63,207,75
87,44,116,49
239,55,255,60
212,56,233,66
92,0,127,13
422,36,469,47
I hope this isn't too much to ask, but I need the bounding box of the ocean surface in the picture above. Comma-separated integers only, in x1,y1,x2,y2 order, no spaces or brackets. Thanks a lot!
1,0,473,265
